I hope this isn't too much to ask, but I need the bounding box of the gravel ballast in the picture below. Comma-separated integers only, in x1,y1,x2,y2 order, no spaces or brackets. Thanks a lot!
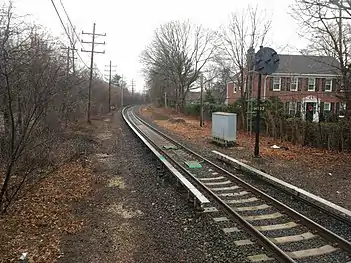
137,106,351,262
58,111,281,262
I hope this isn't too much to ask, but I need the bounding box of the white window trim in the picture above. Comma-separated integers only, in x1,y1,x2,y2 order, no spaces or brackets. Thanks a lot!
273,77,281,91
308,78,316,91
340,102,346,111
289,102,297,114
290,77,298,91
233,86,237,93
325,79,332,92
324,102,331,111
289,102,296,110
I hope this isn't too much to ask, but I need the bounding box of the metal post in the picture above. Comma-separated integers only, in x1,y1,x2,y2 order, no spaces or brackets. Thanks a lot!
252,45,279,157
254,72,262,158
200,74,204,127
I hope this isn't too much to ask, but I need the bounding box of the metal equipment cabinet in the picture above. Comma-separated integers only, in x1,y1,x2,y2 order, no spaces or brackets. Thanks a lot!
211,112,237,146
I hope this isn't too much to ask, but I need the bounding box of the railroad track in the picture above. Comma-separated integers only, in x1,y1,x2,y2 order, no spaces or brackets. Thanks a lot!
123,106,351,263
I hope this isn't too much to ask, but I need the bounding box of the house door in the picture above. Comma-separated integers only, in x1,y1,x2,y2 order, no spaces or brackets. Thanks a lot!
305,102,315,122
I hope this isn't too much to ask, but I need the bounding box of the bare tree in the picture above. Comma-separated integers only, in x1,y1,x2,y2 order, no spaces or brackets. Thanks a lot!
204,65,232,103
291,0,351,118
218,5,272,128
0,4,69,212
141,20,217,111
219,5,272,95
0,2,112,212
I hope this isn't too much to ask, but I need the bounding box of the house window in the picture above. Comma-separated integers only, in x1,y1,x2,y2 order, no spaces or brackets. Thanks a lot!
233,86,237,93
325,79,332,92
308,78,315,91
324,102,331,111
289,102,297,115
273,77,281,91
290,77,298,91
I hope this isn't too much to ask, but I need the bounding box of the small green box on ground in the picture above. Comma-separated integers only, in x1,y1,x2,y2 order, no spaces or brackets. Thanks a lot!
185,161,202,169
163,145,178,150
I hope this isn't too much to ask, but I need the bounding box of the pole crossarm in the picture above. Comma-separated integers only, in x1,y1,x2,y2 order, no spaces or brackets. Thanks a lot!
81,23,106,123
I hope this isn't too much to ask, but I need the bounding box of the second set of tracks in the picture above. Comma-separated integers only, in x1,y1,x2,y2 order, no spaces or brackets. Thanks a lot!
123,106,351,263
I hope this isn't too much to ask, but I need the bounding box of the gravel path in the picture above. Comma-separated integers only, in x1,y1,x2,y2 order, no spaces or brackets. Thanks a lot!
58,111,266,263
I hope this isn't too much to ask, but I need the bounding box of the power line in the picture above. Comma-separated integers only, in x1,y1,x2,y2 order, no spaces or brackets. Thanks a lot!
49,0,89,69
59,0,86,50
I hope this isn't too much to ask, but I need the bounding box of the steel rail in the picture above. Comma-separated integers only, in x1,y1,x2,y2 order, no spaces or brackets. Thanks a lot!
217,152,351,227
123,107,295,262
124,106,351,257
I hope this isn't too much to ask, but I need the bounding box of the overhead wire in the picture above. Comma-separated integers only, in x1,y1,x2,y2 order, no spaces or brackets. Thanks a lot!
59,0,85,49
49,0,89,69
58,0,108,77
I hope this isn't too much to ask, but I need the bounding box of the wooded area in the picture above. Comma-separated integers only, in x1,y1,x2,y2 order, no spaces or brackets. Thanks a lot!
0,3,143,213
141,1,351,151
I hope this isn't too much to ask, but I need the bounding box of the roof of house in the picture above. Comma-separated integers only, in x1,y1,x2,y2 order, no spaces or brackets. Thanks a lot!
275,55,339,75
185,91,201,101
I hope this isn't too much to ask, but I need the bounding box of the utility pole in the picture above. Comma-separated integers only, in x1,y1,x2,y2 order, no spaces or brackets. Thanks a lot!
120,75,124,108
81,23,106,124
104,61,117,112
200,74,204,127
131,79,135,100
65,46,70,76
144,85,147,103
71,44,76,74
60,46,77,76
164,92,167,108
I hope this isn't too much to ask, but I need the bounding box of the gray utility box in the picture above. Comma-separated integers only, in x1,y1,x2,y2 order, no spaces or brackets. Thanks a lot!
212,112,237,146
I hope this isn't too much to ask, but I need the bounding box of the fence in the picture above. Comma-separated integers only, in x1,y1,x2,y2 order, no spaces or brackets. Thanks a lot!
183,102,351,152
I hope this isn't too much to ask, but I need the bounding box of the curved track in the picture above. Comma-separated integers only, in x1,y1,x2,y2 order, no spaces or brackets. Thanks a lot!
123,106,351,263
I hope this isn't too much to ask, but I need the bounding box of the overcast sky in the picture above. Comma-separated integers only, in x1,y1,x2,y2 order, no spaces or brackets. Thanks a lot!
12,0,308,92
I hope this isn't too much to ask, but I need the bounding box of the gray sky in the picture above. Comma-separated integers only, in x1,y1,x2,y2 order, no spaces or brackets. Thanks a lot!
13,0,308,92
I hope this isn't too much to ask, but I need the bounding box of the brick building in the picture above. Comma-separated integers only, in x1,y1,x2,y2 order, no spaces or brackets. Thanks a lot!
226,54,345,122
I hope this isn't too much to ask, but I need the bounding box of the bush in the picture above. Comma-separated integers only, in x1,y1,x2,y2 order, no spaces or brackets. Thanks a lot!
184,103,201,116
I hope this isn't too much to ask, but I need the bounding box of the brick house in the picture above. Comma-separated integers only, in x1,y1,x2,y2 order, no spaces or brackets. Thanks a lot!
226,54,345,122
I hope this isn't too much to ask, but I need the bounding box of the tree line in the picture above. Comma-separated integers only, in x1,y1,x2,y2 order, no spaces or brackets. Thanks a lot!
0,3,142,213
141,1,351,121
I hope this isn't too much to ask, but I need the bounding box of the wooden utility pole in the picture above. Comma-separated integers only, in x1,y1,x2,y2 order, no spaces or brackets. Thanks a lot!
60,46,77,76
81,23,106,123
131,79,135,100
104,61,117,112
65,46,70,76
120,75,124,108
108,61,112,112
71,44,76,74
143,85,147,103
